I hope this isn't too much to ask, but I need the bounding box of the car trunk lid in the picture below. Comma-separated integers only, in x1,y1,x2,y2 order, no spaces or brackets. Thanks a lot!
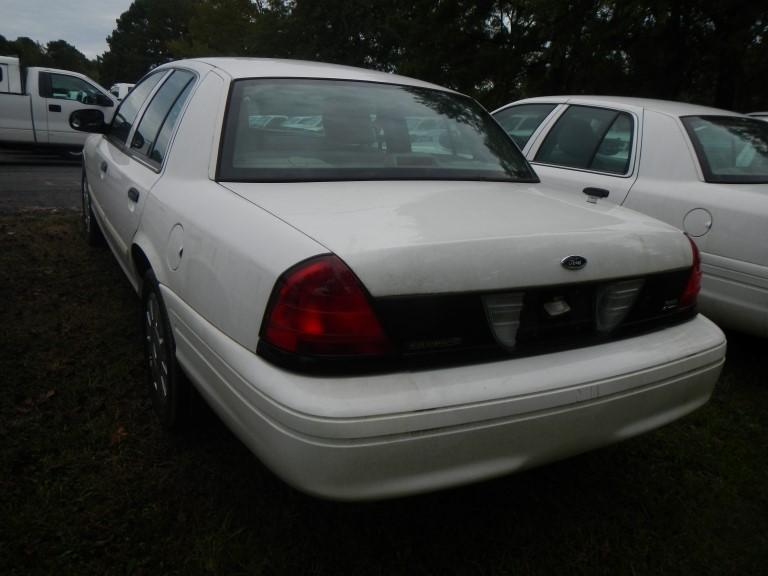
223,180,691,297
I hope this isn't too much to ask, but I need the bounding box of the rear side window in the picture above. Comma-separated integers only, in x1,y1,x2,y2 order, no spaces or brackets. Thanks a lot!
149,80,194,166
682,115,768,183
535,105,634,175
131,70,195,165
493,104,557,148
108,71,166,145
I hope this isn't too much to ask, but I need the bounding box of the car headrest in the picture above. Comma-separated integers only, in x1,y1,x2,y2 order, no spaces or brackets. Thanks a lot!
556,117,595,164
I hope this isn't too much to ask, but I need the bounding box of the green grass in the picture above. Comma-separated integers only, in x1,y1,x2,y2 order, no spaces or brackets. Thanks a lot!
1,211,766,575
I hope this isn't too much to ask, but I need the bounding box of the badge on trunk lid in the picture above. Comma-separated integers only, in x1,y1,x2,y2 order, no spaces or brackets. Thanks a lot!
561,255,587,270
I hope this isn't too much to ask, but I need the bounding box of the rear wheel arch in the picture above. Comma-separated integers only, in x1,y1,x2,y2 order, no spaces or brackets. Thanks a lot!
131,244,152,283
81,167,105,246
130,236,169,293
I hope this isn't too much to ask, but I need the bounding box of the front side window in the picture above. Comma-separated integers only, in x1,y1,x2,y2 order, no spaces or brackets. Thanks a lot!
48,73,103,104
493,103,557,148
218,79,537,183
535,105,634,175
108,71,166,146
682,115,768,183
131,70,195,163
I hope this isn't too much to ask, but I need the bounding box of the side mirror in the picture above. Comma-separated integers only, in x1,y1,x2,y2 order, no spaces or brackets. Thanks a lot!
69,109,108,133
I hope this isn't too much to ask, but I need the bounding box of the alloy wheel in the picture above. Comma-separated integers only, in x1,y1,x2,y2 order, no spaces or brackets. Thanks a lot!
81,174,92,234
145,292,169,405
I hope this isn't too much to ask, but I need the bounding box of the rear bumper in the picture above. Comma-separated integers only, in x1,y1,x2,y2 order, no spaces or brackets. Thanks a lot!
165,287,725,500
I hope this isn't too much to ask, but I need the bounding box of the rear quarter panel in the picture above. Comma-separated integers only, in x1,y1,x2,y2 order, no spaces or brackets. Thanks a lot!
136,69,326,352
624,110,704,237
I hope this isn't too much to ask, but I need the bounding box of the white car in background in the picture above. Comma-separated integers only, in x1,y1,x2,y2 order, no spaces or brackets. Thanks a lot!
109,82,135,100
0,56,116,153
69,59,725,500
493,96,768,338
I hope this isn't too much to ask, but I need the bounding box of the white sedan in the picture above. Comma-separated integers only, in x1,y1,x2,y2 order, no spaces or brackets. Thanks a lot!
71,59,725,500
493,97,768,338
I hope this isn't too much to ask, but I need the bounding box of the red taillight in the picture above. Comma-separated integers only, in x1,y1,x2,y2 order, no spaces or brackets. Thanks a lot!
261,255,391,356
679,236,702,308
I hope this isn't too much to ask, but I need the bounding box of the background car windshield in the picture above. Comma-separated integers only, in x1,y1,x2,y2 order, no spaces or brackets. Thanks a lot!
218,79,537,182
682,116,768,183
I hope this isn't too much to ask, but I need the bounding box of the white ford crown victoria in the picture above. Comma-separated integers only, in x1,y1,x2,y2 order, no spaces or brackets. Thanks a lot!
71,59,725,500
493,96,768,338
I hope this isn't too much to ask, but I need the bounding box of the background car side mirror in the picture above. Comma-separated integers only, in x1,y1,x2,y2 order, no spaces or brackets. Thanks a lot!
70,109,108,134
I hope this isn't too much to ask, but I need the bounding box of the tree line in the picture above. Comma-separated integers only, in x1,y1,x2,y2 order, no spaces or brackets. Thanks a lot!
0,36,98,81
4,0,767,111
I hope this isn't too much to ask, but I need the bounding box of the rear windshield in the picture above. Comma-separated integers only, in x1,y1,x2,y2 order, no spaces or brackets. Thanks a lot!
682,115,768,184
218,79,537,183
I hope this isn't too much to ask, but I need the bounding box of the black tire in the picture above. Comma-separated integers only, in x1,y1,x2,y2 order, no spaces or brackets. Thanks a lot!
142,270,189,429
81,169,104,246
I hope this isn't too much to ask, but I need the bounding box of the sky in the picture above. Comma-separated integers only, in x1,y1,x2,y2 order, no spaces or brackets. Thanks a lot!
0,0,133,59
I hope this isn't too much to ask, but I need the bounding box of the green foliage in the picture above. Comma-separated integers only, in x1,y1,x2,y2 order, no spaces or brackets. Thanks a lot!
161,0,761,111
169,0,274,58
3,36,48,67
44,40,99,79
98,0,197,86
8,0,767,109
1,35,98,80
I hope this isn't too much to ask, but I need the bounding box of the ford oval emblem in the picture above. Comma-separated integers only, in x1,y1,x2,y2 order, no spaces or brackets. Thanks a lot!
561,255,587,271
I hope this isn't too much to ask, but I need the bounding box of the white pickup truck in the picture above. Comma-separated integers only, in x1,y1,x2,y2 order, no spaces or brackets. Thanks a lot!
0,56,117,153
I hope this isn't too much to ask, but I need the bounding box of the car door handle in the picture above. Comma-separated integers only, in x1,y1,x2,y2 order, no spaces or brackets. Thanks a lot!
127,188,140,203
48,104,61,112
100,161,108,173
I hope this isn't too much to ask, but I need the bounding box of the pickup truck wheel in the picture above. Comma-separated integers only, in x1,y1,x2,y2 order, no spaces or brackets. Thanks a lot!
143,270,189,429
81,170,104,246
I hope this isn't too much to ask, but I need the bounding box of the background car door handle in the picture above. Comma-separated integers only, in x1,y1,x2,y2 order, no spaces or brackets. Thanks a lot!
127,188,140,203
100,161,108,173
48,104,61,112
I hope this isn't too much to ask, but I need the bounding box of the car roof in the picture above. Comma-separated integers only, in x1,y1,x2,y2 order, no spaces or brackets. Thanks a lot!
158,57,452,93
498,95,744,118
